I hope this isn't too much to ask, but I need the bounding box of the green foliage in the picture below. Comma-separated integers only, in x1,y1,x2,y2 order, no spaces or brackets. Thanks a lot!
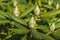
0,0,60,40
32,30,55,40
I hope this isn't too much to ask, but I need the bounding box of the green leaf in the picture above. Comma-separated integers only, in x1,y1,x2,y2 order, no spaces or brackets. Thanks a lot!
20,5,35,18
32,30,42,40
7,13,27,25
14,22,26,29
5,35,12,39
37,0,42,7
21,34,27,40
55,19,60,29
52,29,60,40
0,15,6,19
20,0,27,4
32,30,55,40
56,22,60,29
42,4,55,9
0,10,8,17
10,28,30,34
6,5,12,13
37,25,49,33
53,0,60,4
41,10,60,18
0,20,10,24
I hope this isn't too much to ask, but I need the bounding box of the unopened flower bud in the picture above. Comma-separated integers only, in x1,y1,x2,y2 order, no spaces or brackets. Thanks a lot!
56,3,60,9
13,0,17,7
48,0,53,6
29,16,36,29
13,6,20,17
34,5,40,16
50,23,55,32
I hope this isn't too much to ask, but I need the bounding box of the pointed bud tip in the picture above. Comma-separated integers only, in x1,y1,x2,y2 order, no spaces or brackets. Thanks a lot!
34,5,40,16
50,23,55,32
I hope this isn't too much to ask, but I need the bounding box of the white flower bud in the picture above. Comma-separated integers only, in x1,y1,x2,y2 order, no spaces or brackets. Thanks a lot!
50,23,55,32
13,6,20,17
56,3,60,9
13,0,20,17
13,0,17,7
29,16,36,29
34,5,40,16
48,0,53,6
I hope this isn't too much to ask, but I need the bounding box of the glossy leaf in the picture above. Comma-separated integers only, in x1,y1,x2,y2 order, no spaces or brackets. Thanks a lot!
41,10,60,18
10,28,30,34
0,20,10,24
52,29,60,40
20,5,35,18
21,34,27,40
32,30,55,40
7,13,27,25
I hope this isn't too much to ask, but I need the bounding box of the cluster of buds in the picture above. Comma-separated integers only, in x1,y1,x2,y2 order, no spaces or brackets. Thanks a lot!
56,3,60,9
13,0,20,17
34,5,40,16
50,23,55,32
29,16,36,29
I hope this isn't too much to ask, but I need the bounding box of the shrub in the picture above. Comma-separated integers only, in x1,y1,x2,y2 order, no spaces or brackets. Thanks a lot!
0,0,60,40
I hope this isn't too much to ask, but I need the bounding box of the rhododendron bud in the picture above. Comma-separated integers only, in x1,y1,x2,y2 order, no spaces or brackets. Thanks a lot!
48,0,53,6
13,0,20,17
13,6,20,17
34,5,40,16
50,23,55,32
56,3,60,9
29,16,36,29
